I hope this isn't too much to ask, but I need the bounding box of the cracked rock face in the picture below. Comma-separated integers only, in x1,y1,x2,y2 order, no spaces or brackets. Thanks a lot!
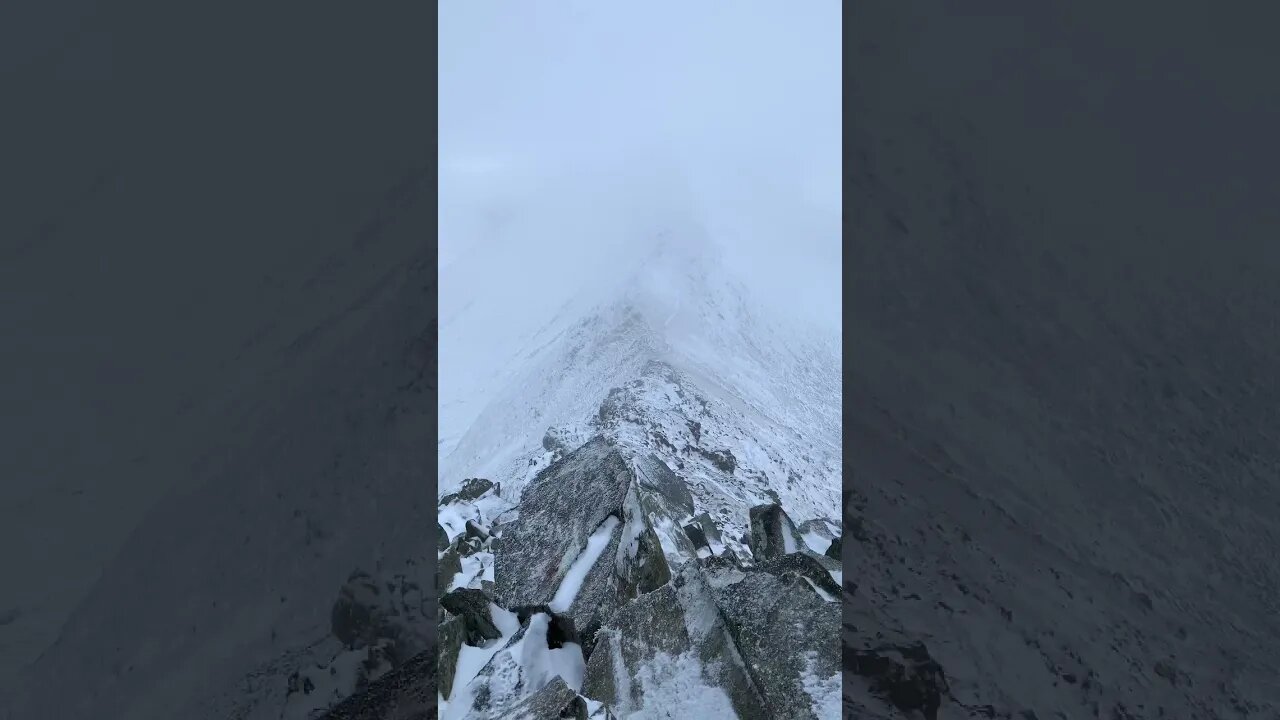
582,579,767,720
747,503,804,562
432,430,842,719
493,438,633,610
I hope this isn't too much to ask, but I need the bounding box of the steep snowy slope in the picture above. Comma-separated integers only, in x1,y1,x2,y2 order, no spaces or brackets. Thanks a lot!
439,236,841,526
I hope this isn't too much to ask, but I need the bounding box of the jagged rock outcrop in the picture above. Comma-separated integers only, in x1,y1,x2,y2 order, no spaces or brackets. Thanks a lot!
434,281,842,719
755,552,841,600
824,536,840,560
439,430,840,719
708,565,840,718
439,612,466,700
747,503,804,561
440,478,495,506
501,677,589,719
581,554,839,719
683,520,711,554
493,438,633,610
581,574,766,720
440,588,503,645
687,511,723,550
446,612,587,719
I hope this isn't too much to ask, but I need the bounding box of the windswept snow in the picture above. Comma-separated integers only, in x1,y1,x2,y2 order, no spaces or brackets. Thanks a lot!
519,613,587,692
625,651,739,719
551,515,622,613
799,651,840,719
443,605,521,720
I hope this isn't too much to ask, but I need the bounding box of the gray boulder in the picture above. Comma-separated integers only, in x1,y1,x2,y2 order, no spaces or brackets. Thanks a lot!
439,544,462,594
682,521,710,553
633,453,694,518
440,588,502,645
440,477,495,506
755,552,841,600
625,456,701,575
501,677,588,720
710,567,840,719
687,511,723,548
747,503,803,562
825,535,841,560
438,612,466,701
464,519,490,542
615,494,673,601
492,439,702,653
494,438,633,609
562,516,624,654
582,569,766,720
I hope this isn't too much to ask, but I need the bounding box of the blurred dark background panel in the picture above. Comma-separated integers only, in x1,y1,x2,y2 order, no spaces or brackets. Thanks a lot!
846,1,1279,717
0,0,434,717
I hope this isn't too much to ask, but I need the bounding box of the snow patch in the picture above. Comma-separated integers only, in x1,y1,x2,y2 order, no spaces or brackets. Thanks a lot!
552,515,621,613
801,531,830,554
802,576,838,603
782,526,797,554
443,605,520,720
520,613,587,692
625,651,738,719
449,550,494,592
800,651,840,718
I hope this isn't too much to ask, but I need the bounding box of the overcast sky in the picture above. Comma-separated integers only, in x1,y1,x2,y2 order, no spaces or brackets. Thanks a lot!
438,0,841,447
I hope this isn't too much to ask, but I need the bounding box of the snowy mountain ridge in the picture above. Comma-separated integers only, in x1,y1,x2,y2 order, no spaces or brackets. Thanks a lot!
423,233,843,719
439,235,842,530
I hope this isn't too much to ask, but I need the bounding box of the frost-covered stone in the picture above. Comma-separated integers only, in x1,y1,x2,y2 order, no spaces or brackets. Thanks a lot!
562,517,624,654
687,511,723,548
501,676,588,720
494,438,633,610
449,613,587,720
581,578,765,720
439,612,466,701
755,552,841,601
747,503,803,562
682,521,710,553
440,588,503,645
710,565,840,719
439,545,463,594
440,477,495,506
634,453,695,517
824,536,840,561
464,519,490,543
614,484,674,601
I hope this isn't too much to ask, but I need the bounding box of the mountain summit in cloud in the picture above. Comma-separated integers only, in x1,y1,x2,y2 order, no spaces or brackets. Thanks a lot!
429,251,843,717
